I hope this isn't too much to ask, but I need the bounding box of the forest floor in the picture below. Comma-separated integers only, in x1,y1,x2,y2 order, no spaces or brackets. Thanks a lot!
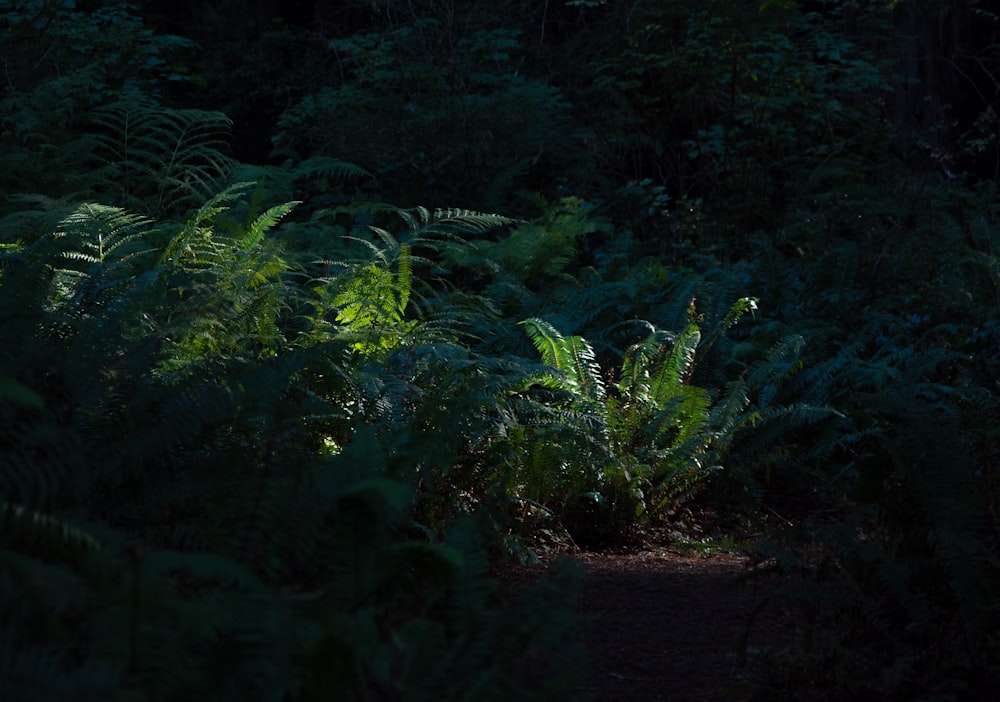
500,517,798,701
569,547,793,701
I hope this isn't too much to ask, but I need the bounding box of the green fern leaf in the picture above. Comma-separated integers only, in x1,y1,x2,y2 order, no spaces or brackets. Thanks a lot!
699,296,757,358
649,322,701,403
293,156,373,183
55,204,152,266
160,183,253,269
239,201,301,250
90,95,234,214
520,317,570,373
520,318,606,403
0,503,105,567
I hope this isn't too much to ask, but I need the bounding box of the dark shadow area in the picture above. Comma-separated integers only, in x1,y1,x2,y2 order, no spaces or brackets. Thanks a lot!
572,552,794,702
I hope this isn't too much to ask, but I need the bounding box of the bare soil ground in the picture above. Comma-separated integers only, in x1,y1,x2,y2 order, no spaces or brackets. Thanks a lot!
568,548,792,701
494,505,802,701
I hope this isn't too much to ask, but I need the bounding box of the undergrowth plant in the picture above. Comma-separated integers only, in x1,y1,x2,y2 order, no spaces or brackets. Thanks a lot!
89,96,235,217
5,3,1000,698
271,17,586,208
747,361,1000,700
0,183,585,700
516,294,760,541
0,1,198,205
737,161,1000,702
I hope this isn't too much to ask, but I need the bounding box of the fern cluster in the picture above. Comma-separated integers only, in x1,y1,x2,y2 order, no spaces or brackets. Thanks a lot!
737,166,1000,702
5,2,1000,697
0,178,587,699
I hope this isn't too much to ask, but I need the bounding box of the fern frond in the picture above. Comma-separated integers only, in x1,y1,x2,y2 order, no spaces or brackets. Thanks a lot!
160,183,254,269
520,318,605,404
90,95,234,214
396,243,413,313
617,336,655,401
708,379,751,452
239,201,301,250
293,156,373,183
565,334,606,404
698,296,757,358
746,333,807,407
425,208,517,235
649,322,701,403
520,317,568,371
324,243,418,357
54,203,153,266
334,204,515,245
0,503,105,567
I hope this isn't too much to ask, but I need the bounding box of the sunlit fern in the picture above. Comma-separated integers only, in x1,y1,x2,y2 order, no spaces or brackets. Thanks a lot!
519,298,758,522
300,206,513,356
0,187,582,701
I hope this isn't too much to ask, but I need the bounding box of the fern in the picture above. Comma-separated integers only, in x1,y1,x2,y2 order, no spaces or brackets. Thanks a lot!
297,205,515,357
56,204,150,265
90,94,234,215
47,203,158,322
234,200,301,251
290,155,373,185
328,245,417,357
756,382,1000,700
160,182,253,269
519,317,605,404
650,322,701,398
399,206,517,238
0,173,588,700
518,302,763,528
227,157,374,215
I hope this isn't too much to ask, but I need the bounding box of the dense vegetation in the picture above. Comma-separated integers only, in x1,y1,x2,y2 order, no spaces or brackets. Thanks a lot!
1,0,998,699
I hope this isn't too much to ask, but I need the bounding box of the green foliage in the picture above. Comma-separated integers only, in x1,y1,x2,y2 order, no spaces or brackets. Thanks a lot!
272,17,586,208
0,188,584,700
517,294,760,540
472,197,613,286
739,199,1000,698
330,245,416,357
0,1,197,200
295,204,514,357
0,1,194,93
520,318,606,405
568,0,891,230
89,95,235,215
4,1,1000,698
749,376,1000,700
229,157,375,212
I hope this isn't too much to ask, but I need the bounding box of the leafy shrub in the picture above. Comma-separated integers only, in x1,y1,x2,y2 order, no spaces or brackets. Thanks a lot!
0,1,197,201
272,21,586,208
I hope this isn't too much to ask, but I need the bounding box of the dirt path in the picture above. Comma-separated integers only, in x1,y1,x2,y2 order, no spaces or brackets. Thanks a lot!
568,549,789,702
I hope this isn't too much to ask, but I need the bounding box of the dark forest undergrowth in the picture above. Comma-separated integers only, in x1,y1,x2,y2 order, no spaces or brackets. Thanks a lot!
2,1,998,700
